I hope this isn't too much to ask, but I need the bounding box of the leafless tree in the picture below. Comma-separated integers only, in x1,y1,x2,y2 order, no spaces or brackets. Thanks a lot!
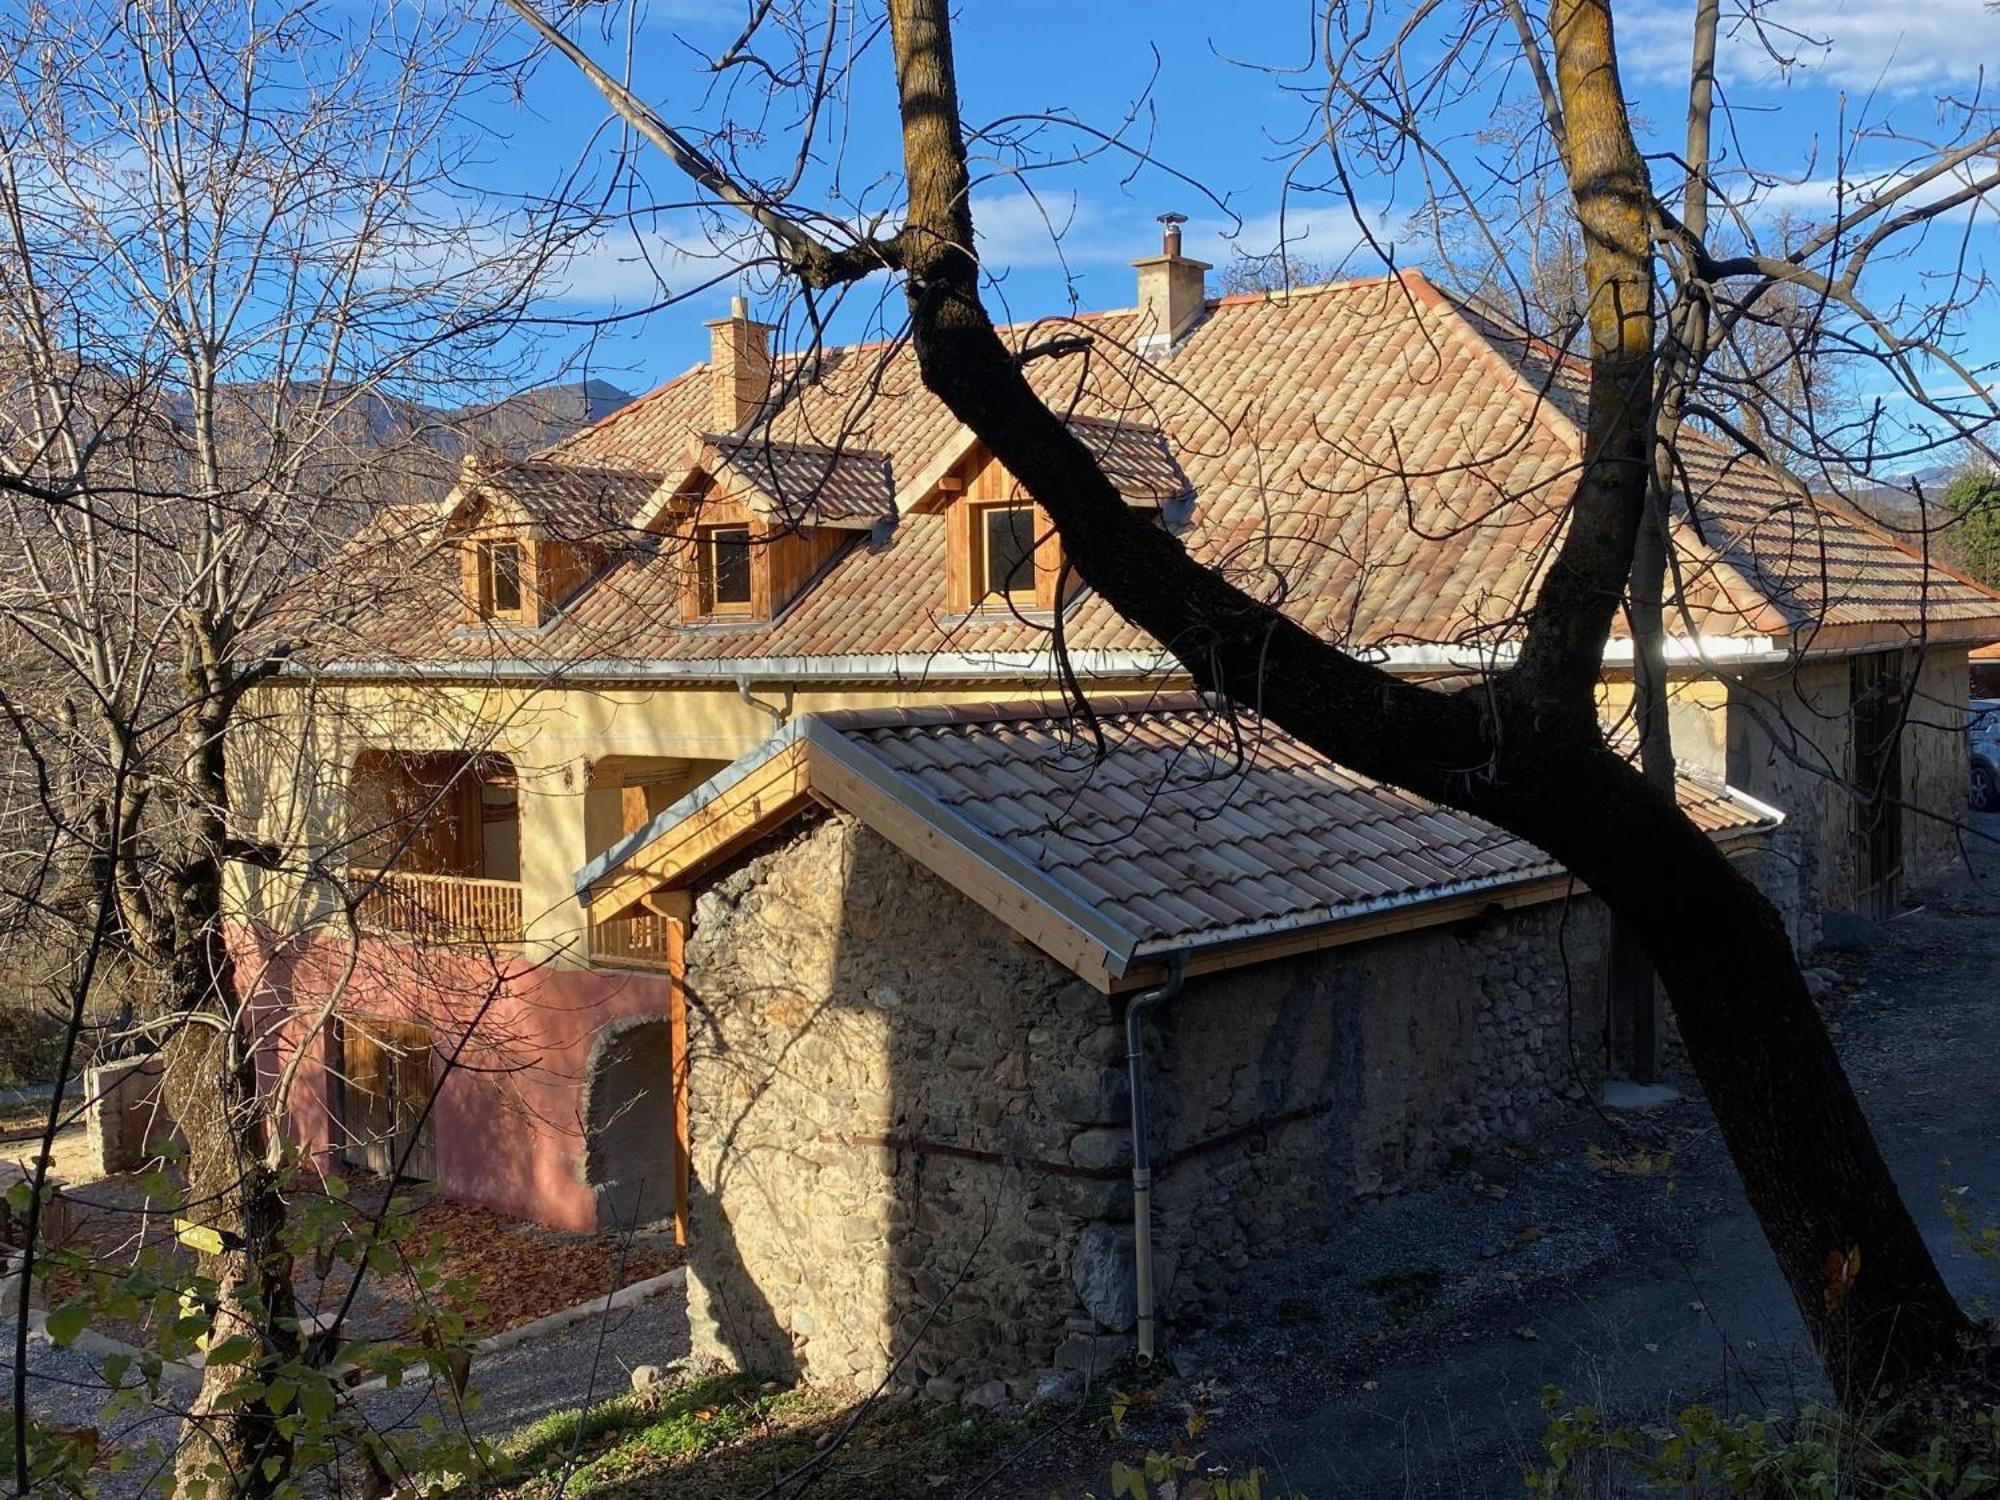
503,0,2000,1401
0,0,582,1490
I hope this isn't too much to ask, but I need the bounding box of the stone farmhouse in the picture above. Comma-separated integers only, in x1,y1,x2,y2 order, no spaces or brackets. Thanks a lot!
232,233,2000,1393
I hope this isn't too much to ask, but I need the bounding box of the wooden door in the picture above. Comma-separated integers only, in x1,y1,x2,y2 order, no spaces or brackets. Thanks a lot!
1852,653,1906,920
340,1017,437,1180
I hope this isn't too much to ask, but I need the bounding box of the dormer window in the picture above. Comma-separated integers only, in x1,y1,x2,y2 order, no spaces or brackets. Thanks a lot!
484,542,525,617
654,435,891,626
975,503,1037,604
446,457,645,630
934,423,1186,618
699,524,754,615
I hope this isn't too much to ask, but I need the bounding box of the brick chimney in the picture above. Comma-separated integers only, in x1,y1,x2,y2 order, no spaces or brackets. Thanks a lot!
703,294,773,433
1132,213,1210,355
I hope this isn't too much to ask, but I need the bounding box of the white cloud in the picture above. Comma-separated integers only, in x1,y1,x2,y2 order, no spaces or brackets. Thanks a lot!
537,191,1402,312
546,219,764,304
1192,202,1399,271
1620,0,2000,93
1725,159,1999,232
969,190,1131,269
972,191,1399,278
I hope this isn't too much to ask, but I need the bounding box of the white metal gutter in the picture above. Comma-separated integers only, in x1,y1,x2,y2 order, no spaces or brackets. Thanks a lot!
293,631,1794,688
299,648,1179,685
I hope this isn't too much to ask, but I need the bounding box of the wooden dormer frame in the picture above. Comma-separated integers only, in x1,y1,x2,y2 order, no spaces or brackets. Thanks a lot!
451,506,608,630
694,520,755,618
664,490,846,625
458,521,545,627
941,443,1068,615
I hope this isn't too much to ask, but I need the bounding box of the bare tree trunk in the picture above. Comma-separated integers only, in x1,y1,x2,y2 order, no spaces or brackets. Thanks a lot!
162,1022,300,1499
158,700,300,1499
876,0,1971,1397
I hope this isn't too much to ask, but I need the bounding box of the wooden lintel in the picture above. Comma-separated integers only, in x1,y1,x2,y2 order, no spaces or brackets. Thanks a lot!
643,889,693,920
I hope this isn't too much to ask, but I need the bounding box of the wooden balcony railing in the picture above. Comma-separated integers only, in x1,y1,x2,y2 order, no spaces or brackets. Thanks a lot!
589,910,673,971
351,868,523,947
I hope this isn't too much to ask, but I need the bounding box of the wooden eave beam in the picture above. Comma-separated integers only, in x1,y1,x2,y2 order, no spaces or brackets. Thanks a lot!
1108,825,1777,994
585,739,813,916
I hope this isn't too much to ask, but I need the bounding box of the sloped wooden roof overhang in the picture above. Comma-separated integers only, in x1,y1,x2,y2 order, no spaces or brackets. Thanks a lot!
574,697,1784,995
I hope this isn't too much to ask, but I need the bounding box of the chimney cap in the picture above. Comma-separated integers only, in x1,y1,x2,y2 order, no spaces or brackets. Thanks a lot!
729,293,748,319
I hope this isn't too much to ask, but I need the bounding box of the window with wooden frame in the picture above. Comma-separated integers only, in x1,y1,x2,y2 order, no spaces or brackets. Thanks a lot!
696,523,754,616
471,539,529,622
971,502,1038,606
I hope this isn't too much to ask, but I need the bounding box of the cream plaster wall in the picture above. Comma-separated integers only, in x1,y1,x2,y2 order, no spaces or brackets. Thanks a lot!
232,676,1155,965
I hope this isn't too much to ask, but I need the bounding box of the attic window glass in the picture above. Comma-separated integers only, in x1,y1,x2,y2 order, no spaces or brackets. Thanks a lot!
484,542,524,616
700,524,753,614
977,504,1036,602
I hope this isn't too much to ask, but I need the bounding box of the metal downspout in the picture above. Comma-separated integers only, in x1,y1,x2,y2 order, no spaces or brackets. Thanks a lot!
735,676,787,731
1124,952,1187,1367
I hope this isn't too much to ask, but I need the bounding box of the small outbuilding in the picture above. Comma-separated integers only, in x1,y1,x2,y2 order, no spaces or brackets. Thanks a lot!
577,697,1779,1394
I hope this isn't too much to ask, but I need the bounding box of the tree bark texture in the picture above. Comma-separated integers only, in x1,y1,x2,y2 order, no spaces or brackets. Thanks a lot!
157,694,300,1499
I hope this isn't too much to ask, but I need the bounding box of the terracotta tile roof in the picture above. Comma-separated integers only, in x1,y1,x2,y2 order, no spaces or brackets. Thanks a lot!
1065,417,1189,504
821,698,1774,959
578,696,1779,988
326,272,2000,674
696,434,893,529
445,456,661,538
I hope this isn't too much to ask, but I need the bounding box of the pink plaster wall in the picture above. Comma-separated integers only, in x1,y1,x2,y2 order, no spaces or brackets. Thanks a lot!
234,927,672,1231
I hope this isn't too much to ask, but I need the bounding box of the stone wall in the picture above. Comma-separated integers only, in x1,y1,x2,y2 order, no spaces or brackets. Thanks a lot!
84,1055,179,1176
1727,655,1852,946
679,811,1611,1397
1904,648,1970,889
682,813,1122,1396
1146,900,1608,1325
1726,647,1971,940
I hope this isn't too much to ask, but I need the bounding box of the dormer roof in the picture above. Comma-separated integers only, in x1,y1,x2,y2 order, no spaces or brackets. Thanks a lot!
642,434,894,532
441,456,659,541
899,415,1188,513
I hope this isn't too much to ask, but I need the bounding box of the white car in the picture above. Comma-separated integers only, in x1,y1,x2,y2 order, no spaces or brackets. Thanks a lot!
1972,699,2000,812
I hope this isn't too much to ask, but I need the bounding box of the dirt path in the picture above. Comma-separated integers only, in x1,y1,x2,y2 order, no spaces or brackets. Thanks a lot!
1018,814,2000,1499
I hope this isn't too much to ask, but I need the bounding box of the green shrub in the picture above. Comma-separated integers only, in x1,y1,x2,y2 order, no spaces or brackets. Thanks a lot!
1528,1385,2000,1498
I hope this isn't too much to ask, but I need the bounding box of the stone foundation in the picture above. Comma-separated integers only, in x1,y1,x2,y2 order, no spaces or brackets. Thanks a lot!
677,812,1611,1396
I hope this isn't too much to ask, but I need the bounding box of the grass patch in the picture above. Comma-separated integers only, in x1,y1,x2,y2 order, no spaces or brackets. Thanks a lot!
496,1374,785,1496
488,1371,1090,1499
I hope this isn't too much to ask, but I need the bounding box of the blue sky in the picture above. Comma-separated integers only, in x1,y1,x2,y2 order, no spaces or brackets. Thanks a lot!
476,0,1999,433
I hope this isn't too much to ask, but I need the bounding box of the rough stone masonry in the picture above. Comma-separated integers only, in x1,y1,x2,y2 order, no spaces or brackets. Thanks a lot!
678,811,1611,1398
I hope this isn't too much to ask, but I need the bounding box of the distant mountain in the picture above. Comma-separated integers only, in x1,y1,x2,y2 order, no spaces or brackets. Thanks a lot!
451,379,634,458
1843,463,1961,541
